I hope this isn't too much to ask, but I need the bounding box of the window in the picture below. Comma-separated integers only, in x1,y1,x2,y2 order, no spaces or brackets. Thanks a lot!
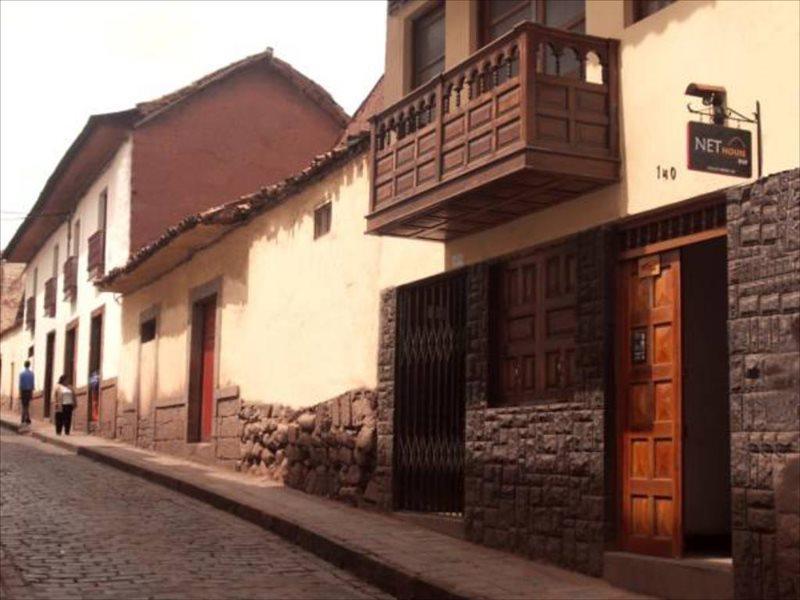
27,345,34,358
412,2,445,89
482,0,585,44
314,202,332,239
72,220,80,256
490,242,577,406
98,189,108,231
140,318,157,343
52,244,59,278
632,0,675,23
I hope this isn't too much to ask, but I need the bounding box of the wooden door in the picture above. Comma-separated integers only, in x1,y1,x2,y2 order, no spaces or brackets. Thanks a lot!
44,332,55,418
88,314,103,423
64,326,77,385
199,298,216,442
618,250,682,557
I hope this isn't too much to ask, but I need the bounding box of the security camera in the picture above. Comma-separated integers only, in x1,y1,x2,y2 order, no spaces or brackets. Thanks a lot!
685,83,727,125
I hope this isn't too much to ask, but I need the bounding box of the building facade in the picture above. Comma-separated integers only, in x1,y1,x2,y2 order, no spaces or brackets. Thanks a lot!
364,1,799,598
4,2,798,599
0,50,349,434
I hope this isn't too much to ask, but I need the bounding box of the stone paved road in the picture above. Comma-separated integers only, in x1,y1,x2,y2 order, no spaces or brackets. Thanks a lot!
0,429,390,600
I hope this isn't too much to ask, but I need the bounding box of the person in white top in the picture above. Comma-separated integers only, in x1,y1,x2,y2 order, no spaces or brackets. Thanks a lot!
52,375,76,435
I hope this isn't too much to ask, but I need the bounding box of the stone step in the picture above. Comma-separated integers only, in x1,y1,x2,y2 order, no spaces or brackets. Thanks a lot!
603,551,733,600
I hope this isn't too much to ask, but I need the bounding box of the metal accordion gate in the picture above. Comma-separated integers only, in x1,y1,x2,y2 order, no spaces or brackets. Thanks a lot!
394,270,467,515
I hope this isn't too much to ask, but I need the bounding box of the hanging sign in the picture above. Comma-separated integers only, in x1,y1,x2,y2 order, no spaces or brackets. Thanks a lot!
687,122,752,178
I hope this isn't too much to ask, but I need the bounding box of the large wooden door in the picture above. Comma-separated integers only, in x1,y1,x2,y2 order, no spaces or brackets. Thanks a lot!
200,298,216,442
618,250,682,557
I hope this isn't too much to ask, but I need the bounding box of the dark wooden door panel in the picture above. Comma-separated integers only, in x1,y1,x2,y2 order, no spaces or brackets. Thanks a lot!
200,298,216,442
618,250,682,558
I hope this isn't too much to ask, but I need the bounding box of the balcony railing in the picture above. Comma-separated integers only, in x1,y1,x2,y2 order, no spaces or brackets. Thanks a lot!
87,230,105,277
368,22,620,240
63,255,78,301
43,277,56,318
25,296,35,330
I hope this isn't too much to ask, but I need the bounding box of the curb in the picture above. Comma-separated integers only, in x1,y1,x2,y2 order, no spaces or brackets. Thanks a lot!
0,415,467,600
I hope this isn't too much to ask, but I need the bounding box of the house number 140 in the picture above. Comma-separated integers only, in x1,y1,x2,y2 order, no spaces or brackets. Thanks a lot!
657,166,677,180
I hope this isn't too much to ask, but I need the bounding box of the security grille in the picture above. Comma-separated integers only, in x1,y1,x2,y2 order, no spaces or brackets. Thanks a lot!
394,270,467,514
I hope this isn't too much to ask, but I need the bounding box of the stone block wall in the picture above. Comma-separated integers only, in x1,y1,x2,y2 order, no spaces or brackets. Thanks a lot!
462,228,612,576
237,388,380,506
727,168,800,600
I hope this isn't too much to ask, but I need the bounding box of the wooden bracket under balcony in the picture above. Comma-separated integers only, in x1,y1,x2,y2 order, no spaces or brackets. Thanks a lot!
367,22,620,241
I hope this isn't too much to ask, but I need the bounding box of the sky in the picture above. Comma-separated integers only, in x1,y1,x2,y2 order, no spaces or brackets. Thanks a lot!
0,0,386,252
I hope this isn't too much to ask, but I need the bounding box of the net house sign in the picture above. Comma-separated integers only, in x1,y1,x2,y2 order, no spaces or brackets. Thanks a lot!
687,121,752,178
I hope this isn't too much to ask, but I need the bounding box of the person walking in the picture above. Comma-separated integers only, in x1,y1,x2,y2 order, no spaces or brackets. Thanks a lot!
52,375,76,436
18,360,34,425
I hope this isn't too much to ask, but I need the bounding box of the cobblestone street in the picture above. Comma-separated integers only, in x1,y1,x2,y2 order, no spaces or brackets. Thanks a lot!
0,429,389,600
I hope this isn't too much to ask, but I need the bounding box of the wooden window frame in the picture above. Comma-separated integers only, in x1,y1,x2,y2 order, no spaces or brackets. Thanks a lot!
480,0,586,46
411,0,446,90
313,202,332,239
489,240,578,407
628,0,675,25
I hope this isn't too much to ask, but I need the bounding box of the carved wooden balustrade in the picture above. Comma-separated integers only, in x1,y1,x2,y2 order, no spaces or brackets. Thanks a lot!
368,22,620,240
87,231,105,277
25,296,35,331
43,277,57,317
63,255,78,300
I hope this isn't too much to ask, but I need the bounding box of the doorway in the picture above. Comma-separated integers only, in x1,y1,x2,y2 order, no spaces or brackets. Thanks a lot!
88,312,103,423
394,271,466,514
188,295,216,443
617,236,730,559
64,325,77,386
44,331,56,418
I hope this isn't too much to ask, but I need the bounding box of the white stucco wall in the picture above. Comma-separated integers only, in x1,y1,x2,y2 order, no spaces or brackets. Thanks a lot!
117,153,445,410
16,137,132,392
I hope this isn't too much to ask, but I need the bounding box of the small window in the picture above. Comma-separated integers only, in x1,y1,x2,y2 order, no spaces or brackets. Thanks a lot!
140,318,157,343
27,345,34,358
52,244,59,278
98,189,108,231
631,0,675,23
412,2,445,89
314,202,332,239
481,0,585,45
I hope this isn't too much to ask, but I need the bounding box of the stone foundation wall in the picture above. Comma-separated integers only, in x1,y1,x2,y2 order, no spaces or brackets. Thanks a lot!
237,388,380,506
462,228,612,576
727,168,800,600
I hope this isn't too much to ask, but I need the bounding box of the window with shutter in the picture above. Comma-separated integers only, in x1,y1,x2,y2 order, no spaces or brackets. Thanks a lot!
491,241,577,406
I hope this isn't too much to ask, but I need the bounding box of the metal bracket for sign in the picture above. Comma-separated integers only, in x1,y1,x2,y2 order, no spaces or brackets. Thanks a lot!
687,100,762,177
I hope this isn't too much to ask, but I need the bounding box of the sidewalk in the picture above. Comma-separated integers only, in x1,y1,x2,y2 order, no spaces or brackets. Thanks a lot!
0,411,645,600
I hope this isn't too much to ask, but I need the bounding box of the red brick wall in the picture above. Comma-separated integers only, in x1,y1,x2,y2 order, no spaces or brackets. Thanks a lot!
130,61,344,252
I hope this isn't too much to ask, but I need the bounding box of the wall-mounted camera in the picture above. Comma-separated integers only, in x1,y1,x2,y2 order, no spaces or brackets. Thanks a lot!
685,83,727,124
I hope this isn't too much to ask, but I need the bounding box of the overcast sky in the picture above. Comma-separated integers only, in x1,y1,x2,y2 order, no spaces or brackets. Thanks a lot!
0,0,386,252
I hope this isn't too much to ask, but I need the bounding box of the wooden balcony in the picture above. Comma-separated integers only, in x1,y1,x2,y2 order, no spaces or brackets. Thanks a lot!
367,22,620,240
44,277,57,317
87,230,105,278
25,296,35,331
63,255,78,301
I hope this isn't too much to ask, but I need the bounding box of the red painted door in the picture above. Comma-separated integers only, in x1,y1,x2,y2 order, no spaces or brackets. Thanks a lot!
618,250,683,557
200,298,216,442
